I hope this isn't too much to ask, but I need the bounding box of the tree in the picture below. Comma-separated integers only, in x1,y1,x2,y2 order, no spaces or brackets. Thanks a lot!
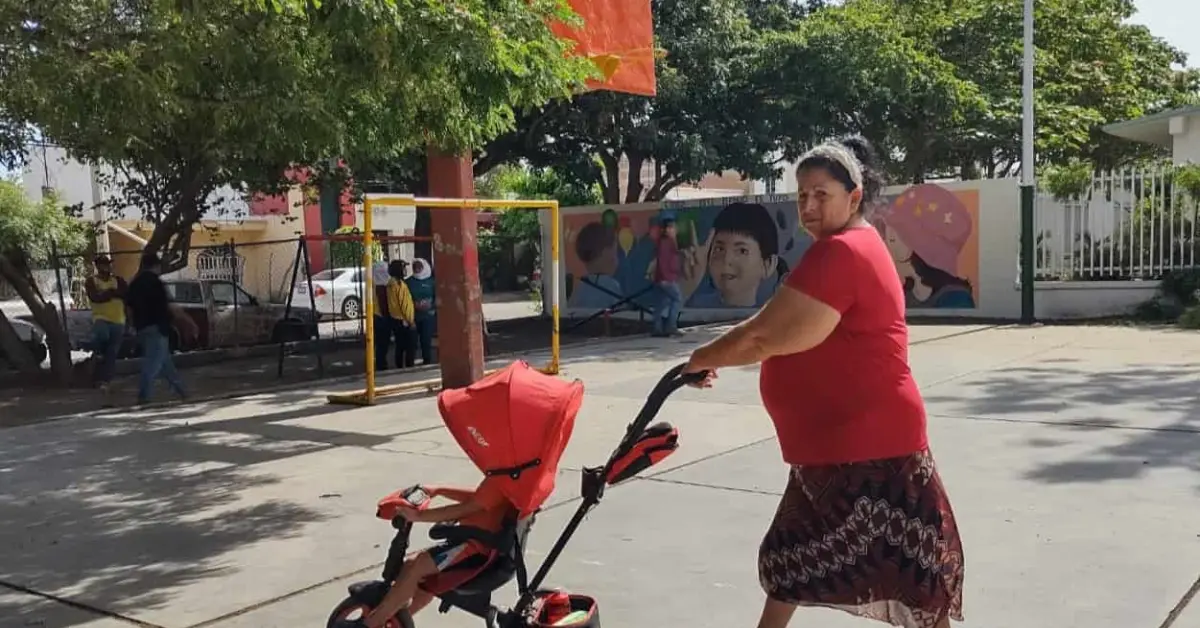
476,0,788,204
747,0,984,183
894,0,1200,177
0,0,592,272
0,179,88,384
476,164,603,207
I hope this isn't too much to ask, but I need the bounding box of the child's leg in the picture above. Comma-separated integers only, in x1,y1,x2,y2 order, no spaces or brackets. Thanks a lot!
363,552,440,628
409,590,435,615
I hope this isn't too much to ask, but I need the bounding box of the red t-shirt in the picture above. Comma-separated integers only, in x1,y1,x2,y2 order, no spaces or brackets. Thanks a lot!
759,226,927,466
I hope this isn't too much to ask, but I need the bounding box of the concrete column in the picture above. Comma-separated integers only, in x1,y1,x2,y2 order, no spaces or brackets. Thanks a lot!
427,149,485,388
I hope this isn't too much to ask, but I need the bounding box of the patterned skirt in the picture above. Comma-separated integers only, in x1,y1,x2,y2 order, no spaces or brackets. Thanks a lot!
757,449,965,628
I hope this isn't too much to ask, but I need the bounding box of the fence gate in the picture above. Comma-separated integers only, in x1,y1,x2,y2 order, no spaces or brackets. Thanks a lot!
196,245,245,284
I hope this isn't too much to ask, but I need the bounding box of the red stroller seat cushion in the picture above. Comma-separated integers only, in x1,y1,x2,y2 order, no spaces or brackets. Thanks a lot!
606,422,678,485
418,547,498,595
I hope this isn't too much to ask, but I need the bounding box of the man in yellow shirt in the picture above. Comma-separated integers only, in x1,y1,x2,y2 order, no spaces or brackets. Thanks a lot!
85,255,128,389
386,260,416,369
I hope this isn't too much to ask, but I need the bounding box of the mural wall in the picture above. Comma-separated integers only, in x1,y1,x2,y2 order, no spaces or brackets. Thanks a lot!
873,184,980,309
560,183,982,319
563,196,811,315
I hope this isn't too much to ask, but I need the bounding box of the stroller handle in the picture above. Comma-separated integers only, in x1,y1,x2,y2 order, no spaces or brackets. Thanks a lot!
605,363,706,471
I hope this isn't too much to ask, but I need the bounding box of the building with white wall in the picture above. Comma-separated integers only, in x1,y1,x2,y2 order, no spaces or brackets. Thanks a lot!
1102,105,1200,164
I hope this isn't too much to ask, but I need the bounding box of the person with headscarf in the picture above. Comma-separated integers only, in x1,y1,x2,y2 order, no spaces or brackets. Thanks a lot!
371,261,393,370
682,136,964,628
387,260,416,368
406,258,436,364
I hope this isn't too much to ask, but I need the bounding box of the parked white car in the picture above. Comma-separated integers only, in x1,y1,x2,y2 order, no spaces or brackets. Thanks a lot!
1,318,48,367
291,267,368,319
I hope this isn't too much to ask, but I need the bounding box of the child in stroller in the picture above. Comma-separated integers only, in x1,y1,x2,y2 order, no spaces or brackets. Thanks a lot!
345,478,517,628
327,361,704,628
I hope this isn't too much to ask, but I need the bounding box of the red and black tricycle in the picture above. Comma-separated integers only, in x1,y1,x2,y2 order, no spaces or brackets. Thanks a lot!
326,361,701,628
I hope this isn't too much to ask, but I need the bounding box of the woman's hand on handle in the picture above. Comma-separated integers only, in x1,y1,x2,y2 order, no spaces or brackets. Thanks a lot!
682,353,717,389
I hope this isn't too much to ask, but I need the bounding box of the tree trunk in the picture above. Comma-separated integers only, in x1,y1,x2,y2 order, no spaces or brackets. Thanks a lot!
0,256,72,384
599,152,621,204
624,153,645,204
144,177,212,274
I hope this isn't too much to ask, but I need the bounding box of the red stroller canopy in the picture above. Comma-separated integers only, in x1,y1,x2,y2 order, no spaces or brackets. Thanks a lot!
437,361,585,516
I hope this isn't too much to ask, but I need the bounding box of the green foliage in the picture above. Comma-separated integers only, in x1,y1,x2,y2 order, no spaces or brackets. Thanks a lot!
759,0,984,182
1173,163,1200,203
477,165,602,208
0,0,593,270
1158,268,1200,307
1178,304,1200,329
0,179,88,272
897,0,1199,176
327,226,383,270
480,0,784,203
1041,160,1094,202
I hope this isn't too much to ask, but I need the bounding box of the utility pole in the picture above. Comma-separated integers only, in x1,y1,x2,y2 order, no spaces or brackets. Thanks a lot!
1019,0,1036,324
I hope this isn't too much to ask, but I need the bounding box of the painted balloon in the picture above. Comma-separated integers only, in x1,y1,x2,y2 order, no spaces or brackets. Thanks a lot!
601,209,619,229
618,227,635,253
675,218,695,248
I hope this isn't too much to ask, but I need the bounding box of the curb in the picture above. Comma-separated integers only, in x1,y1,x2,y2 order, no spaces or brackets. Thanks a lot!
31,328,706,423
30,320,994,425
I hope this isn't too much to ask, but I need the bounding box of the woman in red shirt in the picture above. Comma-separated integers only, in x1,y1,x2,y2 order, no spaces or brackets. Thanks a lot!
684,137,964,628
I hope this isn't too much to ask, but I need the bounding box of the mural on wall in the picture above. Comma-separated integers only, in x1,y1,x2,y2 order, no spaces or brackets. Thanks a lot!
872,184,980,309
563,196,813,313
563,183,980,316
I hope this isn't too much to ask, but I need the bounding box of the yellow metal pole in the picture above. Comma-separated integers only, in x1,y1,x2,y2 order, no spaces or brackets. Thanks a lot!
549,200,561,374
364,198,376,404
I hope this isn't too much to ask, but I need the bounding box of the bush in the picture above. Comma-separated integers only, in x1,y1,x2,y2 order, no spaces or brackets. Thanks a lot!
1179,304,1200,329
1159,268,1200,306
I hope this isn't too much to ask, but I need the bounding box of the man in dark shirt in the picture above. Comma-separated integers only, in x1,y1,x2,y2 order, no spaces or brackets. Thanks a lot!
126,252,197,404
652,218,683,337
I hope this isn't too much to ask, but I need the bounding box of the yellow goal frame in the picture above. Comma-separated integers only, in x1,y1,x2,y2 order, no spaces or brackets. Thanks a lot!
327,195,561,406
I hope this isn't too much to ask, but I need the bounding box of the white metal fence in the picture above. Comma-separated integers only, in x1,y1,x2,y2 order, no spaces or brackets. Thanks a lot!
1035,165,1200,281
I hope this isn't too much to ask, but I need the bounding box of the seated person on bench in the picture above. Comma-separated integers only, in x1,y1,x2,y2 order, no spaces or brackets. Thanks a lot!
353,478,515,628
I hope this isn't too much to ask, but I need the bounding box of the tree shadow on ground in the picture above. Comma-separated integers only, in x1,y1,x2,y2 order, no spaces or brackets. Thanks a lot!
923,361,1200,487
0,391,427,623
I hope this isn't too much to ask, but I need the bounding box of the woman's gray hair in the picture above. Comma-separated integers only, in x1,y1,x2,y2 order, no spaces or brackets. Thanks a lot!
796,142,864,191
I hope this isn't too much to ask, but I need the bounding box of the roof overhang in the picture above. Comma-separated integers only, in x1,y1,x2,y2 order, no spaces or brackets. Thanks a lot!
1102,105,1200,147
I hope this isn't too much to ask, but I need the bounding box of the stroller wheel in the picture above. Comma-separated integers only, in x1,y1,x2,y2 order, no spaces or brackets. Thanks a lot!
327,596,415,628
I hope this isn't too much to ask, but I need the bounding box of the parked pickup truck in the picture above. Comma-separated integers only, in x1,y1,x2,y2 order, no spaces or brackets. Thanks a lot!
66,278,318,355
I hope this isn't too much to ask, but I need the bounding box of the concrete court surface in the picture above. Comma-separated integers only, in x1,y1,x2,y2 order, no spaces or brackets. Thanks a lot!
3,323,1200,628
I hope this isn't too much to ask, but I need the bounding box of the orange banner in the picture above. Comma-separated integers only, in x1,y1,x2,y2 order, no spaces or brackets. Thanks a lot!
551,0,656,97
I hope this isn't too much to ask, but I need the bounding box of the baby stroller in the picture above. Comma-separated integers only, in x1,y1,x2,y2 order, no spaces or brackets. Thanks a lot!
326,361,702,628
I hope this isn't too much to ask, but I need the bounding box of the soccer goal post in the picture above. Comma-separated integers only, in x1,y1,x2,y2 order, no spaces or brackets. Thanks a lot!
327,194,561,406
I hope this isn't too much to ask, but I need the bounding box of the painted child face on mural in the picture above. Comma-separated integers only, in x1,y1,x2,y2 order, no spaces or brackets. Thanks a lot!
708,232,776,306
878,223,915,273
693,203,781,308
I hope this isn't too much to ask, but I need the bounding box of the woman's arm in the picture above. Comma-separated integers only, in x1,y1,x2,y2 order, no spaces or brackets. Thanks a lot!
688,285,841,371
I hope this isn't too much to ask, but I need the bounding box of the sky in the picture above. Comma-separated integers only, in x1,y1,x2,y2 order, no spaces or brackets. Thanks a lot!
1131,0,1199,67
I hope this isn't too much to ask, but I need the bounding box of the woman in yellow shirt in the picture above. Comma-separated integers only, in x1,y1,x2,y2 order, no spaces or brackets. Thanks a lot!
386,260,416,369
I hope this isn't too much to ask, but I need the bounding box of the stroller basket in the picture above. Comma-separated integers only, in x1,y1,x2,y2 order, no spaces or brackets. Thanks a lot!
533,592,600,627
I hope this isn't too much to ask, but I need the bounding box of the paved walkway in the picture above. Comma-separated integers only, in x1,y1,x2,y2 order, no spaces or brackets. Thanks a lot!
3,323,1200,628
